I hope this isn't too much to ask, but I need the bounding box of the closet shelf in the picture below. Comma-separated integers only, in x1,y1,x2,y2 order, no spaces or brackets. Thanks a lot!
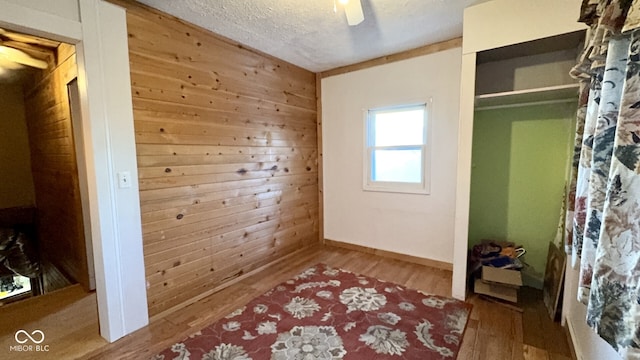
475,83,579,110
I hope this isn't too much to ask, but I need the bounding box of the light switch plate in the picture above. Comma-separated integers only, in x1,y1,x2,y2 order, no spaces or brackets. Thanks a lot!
118,171,132,188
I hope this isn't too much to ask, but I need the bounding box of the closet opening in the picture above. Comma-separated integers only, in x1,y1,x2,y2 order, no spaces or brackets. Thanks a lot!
467,30,585,314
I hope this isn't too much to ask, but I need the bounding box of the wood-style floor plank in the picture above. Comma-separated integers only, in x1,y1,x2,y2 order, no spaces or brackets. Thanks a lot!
0,245,574,360
523,344,551,360
0,284,105,360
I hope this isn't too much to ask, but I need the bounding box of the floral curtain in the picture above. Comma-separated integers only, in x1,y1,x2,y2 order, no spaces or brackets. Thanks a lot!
566,0,640,357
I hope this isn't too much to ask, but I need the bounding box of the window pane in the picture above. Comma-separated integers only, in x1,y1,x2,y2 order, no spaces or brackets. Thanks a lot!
374,108,424,146
372,149,422,183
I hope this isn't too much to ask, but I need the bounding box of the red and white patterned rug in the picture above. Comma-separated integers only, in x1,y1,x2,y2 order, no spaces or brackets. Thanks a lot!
152,263,472,360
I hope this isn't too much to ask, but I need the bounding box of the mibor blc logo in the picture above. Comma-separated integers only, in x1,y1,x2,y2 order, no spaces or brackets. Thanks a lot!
10,330,49,352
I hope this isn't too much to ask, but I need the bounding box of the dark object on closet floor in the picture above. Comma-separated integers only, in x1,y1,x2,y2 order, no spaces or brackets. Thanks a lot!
0,206,43,296
470,240,525,271
0,227,40,278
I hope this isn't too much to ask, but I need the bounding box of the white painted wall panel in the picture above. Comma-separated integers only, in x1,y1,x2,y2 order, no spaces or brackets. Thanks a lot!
1,0,80,22
77,0,149,340
322,47,462,264
463,0,586,55
0,0,82,43
452,52,476,300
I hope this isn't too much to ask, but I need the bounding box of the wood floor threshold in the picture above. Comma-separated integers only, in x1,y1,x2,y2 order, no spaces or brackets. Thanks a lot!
324,238,453,271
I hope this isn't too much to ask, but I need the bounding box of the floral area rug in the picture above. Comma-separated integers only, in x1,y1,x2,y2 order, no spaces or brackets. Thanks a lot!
152,263,472,360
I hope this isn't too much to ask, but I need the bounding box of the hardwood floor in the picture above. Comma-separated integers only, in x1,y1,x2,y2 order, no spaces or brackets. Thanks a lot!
462,286,572,360
0,284,105,360
42,260,74,293
0,244,573,359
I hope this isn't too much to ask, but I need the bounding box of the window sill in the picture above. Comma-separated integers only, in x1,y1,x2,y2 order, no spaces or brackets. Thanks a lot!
363,184,430,195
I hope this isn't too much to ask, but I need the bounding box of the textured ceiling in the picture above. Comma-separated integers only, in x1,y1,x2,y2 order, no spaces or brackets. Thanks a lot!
135,0,486,72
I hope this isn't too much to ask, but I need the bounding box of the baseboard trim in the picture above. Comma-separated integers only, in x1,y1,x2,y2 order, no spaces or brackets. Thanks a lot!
149,243,322,322
566,317,582,360
324,239,453,271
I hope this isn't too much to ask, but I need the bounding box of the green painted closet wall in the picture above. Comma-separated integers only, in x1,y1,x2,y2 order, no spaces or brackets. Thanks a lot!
469,102,576,288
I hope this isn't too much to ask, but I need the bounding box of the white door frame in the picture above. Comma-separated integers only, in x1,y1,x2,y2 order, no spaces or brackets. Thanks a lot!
68,78,96,291
0,0,149,342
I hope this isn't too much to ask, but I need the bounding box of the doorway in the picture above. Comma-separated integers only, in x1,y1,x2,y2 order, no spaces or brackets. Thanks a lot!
0,29,94,303
0,0,149,343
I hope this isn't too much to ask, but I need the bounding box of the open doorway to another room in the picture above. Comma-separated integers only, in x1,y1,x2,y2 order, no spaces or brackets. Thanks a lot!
0,28,94,305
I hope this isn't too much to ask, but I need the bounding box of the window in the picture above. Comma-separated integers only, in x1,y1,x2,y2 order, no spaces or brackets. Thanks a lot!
364,102,430,194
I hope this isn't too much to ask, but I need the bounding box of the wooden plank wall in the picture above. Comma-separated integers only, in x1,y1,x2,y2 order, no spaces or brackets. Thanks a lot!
22,44,89,290
114,2,319,316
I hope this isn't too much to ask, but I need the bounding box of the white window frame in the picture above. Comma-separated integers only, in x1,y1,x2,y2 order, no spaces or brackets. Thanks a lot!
363,101,431,195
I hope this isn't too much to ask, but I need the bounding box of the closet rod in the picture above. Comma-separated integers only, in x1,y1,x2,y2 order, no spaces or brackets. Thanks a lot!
475,98,577,111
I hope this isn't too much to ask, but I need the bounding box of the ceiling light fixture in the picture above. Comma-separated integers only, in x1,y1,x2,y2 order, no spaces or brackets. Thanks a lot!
334,0,364,26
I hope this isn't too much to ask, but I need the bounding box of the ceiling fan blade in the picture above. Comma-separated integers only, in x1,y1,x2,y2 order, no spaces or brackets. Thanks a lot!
0,45,48,69
345,0,364,26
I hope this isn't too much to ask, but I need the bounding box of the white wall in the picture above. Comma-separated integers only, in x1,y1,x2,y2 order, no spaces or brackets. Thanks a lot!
462,0,585,55
0,83,36,209
2,0,79,22
322,47,462,265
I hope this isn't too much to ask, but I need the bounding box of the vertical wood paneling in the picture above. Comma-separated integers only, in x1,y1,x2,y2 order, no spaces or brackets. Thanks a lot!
113,1,319,316
23,44,89,290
